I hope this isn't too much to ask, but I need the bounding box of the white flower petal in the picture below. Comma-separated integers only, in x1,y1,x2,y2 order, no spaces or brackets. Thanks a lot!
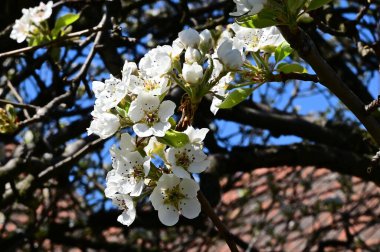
188,159,210,173
152,122,171,137
158,204,180,226
179,198,201,219
158,100,176,121
172,166,191,179
157,174,181,189
130,180,144,197
133,123,154,137
117,208,136,226
179,178,199,198
128,100,144,122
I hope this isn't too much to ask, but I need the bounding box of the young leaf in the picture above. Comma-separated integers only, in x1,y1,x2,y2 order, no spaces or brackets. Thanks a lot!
218,88,254,109
277,63,307,73
52,13,80,37
306,0,332,11
275,42,293,63
287,0,307,13
157,129,190,148
236,9,278,28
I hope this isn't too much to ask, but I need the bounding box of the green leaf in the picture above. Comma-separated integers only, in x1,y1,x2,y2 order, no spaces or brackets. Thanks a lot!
157,129,190,148
236,9,278,28
306,0,332,11
277,63,307,73
275,42,293,63
218,88,254,109
52,13,80,37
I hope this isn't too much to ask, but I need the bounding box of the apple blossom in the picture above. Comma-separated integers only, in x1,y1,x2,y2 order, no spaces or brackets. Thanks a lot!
93,75,129,111
116,151,151,196
185,47,201,64
104,169,130,197
139,45,173,77
128,75,170,96
230,0,267,17
217,38,244,69
30,1,53,23
149,174,201,226
111,194,136,226
10,13,32,43
199,29,213,52
166,143,210,179
210,74,233,115
87,108,120,139
182,63,203,85
128,93,175,137
184,126,209,146
178,28,201,48
231,23,285,52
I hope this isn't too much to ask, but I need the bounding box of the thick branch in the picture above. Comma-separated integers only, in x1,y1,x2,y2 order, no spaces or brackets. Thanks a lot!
278,26,380,146
209,143,376,185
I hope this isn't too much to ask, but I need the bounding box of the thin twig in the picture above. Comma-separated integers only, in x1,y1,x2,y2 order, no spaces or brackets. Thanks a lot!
6,81,36,118
365,95,380,114
197,191,239,252
0,26,103,59
0,99,39,110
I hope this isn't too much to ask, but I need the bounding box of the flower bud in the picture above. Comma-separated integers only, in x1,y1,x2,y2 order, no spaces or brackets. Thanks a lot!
185,47,201,63
199,29,212,53
217,39,244,69
178,28,200,48
182,63,203,85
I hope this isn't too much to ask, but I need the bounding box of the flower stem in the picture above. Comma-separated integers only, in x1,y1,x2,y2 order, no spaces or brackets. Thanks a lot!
197,191,239,252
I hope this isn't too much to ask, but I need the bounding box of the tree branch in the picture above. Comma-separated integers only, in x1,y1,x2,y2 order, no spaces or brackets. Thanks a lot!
278,25,380,146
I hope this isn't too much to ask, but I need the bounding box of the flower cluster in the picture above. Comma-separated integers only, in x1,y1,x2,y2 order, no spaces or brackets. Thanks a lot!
10,1,53,43
88,11,286,227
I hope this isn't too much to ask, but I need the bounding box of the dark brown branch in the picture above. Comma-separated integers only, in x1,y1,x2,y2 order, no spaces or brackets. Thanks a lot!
278,25,380,146
197,191,239,252
209,143,376,185
270,73,319,82
0,99,39,110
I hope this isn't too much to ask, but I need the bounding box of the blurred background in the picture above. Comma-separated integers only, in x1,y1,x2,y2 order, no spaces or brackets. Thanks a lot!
1,0,380,251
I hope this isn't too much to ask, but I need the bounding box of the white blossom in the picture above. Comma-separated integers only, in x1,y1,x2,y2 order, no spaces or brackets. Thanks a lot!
129,75,169,96
199,29,213,52
116,151,151,196
30,1,53,23
217,38,245,69
122,60,138,83
185,47,201,64
257,26,286,51
139,45,173,77
87,108,120,139
104,169,129,197
210,74,232,115
111,194,136,226
182,63,203,85
128,93,175,137
166,143,209,179
184,126,209,146
231,24,285,52
93,75,128,111
149,174,201,226
10,10,32,43
230,0,267,17
172,38,185,58
178,28,200,48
